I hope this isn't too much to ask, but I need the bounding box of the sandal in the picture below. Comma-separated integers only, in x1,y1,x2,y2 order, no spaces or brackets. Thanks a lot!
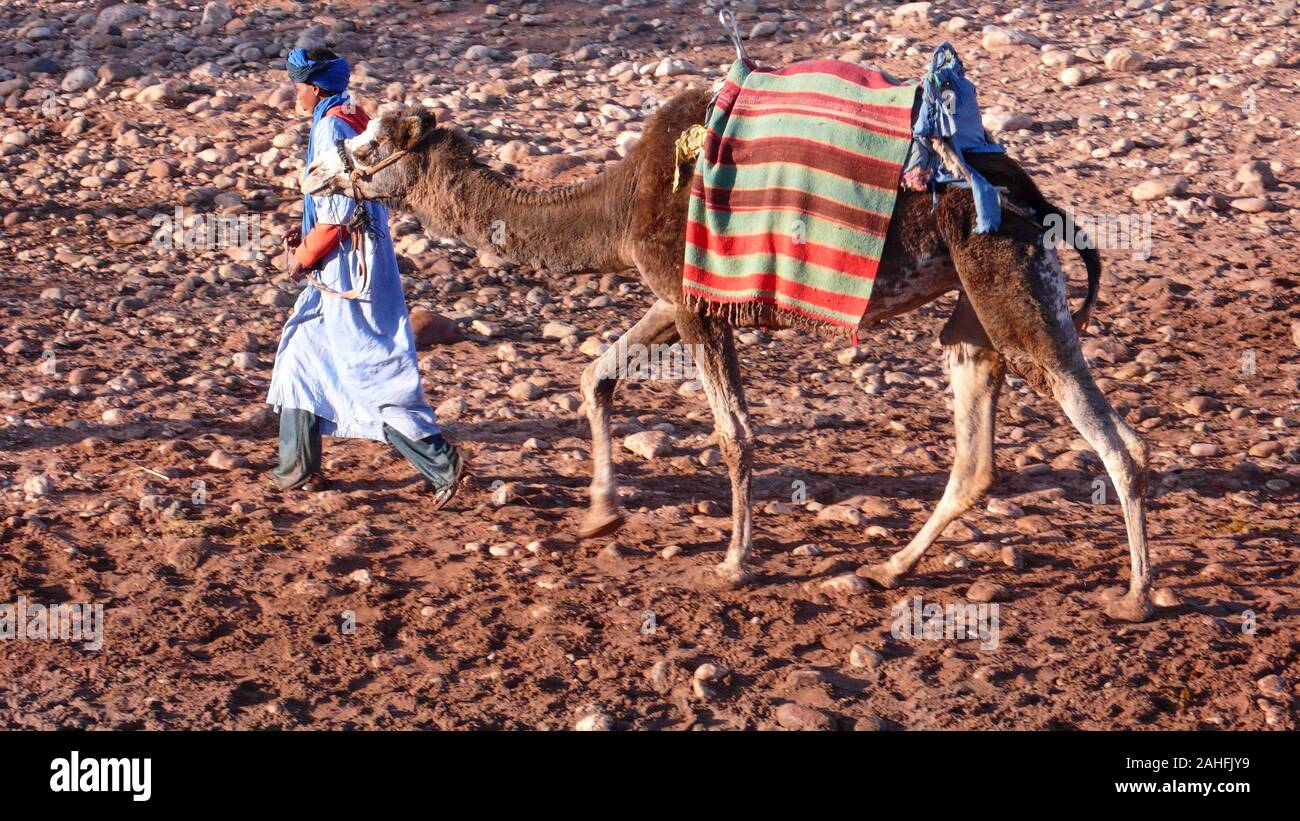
430,445,469,511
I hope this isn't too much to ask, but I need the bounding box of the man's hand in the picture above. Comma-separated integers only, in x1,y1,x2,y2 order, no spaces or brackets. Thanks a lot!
284,227,302,248
276,240,305,278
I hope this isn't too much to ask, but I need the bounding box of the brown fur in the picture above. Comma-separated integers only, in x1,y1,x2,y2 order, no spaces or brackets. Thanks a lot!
311,89,1154,621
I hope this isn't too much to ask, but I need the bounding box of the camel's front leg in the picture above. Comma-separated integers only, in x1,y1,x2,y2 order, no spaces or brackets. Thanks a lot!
676,309,753,585
578,299,679,539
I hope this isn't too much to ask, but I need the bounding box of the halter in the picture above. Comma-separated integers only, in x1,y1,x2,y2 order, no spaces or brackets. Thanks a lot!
288,139,411,300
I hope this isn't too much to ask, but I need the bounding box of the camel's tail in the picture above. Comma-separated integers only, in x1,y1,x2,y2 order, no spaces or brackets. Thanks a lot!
966,153,1103,335
1036,199,1102,334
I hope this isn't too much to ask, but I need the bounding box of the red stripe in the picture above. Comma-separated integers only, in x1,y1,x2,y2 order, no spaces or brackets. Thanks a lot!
683,263,870,317
727,102,913,138
685,220,882,284
691,182,894,237
704,133,905,190
686,287,857,335
724,85,914,125
770,59,911,91
715,81,912,136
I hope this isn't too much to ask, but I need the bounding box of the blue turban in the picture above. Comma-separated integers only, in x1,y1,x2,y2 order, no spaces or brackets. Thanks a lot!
286,48,351,93
288,48,354,234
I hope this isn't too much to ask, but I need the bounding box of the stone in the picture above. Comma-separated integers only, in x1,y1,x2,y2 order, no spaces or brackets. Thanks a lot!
508,381,542,402
1231,197,1269,213
410,308,465,348
1182,395,1224,416
849,644,883,669
966,578,1007,603
573,709,613,731
464,45,501,61
61,68,97,93
542,321,578,340
201,2,233,29
1131,177,1188,201
821,574,868,594
207,450,243,471
693,663,728,682
982,26,1040,50
623,430,672,459
97,4,148,30
1061,66,1091,87
816,504,864,526
1104,48,1146,72
983,110,1033,133
775,703,834,731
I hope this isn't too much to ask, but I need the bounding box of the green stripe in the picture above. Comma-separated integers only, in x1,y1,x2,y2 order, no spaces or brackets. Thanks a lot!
687,58,908,332
699,163,899,213
688,208,889,257
718,109,913,162
685,243,879,299
738,69,916,110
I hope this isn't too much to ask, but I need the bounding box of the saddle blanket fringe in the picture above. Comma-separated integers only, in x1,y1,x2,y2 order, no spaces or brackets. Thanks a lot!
682,58,917,338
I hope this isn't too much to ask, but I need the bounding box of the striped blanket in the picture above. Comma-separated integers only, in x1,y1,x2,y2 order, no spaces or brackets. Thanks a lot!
683,59,918,337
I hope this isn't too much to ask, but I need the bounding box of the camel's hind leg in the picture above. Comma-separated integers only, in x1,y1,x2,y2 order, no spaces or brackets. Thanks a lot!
578,298,679,539
858,295,1005,587
943,227,1153,621
675,308,754,585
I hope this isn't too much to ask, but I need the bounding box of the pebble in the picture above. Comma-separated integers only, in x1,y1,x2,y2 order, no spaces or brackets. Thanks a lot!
61,67,97,93
966,578,1007,603
849,644,883,669
207,450,241,470
573,708,614,731
694,663,728,682
1103,48,1146,72
775,703,834,731
1131,177,1188,201
821,574,868,594
622,430,673,459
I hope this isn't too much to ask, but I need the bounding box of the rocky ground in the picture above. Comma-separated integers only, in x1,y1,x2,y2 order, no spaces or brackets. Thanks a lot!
0,0,1298,730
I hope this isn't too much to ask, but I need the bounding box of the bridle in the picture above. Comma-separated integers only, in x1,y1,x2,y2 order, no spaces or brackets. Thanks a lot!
287,139,412,300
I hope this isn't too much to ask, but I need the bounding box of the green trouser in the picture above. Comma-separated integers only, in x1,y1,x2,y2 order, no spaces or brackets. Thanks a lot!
272,408,458,490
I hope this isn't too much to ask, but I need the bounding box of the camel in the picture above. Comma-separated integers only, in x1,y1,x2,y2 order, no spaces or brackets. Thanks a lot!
301,89,1154,622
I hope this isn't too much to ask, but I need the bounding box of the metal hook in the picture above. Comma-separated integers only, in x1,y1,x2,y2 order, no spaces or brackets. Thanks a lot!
718,8,748,63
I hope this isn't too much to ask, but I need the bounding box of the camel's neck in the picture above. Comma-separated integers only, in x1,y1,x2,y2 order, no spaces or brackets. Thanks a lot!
408,156,636,274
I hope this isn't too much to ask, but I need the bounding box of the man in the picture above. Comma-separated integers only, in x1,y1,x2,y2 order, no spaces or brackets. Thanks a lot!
266,47,467,508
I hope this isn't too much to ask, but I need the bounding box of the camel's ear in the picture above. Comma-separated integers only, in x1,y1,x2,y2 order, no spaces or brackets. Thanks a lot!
394,111,436,150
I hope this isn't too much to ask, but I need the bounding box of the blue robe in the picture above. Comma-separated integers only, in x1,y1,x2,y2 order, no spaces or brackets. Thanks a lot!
266,114,441,443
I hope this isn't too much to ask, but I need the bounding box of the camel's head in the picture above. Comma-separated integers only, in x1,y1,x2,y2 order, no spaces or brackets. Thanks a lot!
301,107,440,202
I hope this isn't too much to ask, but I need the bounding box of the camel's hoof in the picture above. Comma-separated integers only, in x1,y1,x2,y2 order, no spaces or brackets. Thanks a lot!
712,562,753,588
855,563,903,589
1104,592,1153,623
684,563,752,590
577,511,625,540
